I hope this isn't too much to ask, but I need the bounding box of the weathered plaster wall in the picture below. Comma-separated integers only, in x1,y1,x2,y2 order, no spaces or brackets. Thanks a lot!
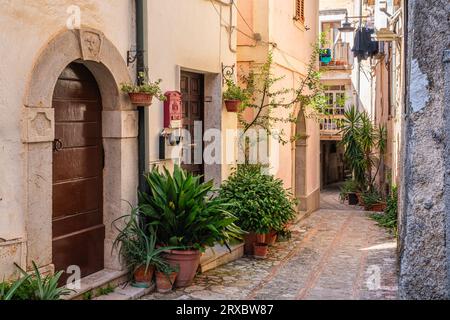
399,0,450,300
237,0,320,212
0,0,135,279
145,0,238,184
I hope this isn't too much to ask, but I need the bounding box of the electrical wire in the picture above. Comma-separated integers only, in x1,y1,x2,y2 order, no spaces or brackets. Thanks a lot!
232,0,255,35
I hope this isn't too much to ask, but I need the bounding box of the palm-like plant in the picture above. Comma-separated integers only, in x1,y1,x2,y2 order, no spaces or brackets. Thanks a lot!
113,207,180,274
139,165,244,251
340,106,387,191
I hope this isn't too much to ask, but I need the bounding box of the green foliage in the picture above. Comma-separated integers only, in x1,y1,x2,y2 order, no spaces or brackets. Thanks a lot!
97,285,115,297
120,72,166,101
361,190,383,208
217,164,298,234
340,106,387,190
139,165,244,252
12,261,72,300
339,179,360,201
223,79,250,103
113,206,180,274
371,186,398,233
82,291,93,300
236,35,327,149
0,276,29,301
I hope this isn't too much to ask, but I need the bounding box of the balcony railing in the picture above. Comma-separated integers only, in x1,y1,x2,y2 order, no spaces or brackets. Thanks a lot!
320,42,353,69
319,107,346,141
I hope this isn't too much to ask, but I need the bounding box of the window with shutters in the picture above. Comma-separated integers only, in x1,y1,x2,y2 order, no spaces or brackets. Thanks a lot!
295,0,305,24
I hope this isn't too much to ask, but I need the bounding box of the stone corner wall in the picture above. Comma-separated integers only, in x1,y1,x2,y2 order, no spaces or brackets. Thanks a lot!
399,0,450,300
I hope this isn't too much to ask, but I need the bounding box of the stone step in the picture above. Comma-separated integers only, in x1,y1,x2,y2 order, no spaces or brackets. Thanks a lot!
64,269,129,300
94,283,155,300
199,242,244,273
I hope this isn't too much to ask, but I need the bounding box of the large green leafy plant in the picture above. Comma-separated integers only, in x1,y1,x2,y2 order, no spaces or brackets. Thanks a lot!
139,165,243,251
218,165,297,234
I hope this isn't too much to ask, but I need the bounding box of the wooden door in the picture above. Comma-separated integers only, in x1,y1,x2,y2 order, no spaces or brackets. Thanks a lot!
52,63,105,283
180,71,204,177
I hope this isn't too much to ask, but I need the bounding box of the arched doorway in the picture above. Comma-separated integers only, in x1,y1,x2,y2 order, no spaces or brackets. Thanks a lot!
52,63,104,282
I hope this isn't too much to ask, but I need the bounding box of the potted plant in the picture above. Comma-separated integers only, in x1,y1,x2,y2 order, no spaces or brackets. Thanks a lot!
113,208,180,288
361,190,386,212
140,165,244,288
319,48,332,64
253,242,269,259
265,229,278,246
154,262,179,294
218,164,297,255
121,72,166,107
223,79,249,112
339,179,360,205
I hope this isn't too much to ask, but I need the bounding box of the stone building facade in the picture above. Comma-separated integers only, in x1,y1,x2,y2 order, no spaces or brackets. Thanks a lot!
399,0,450,299
0,1,138,281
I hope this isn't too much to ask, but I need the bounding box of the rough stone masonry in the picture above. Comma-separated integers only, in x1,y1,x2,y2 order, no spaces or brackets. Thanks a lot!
399,0,450,299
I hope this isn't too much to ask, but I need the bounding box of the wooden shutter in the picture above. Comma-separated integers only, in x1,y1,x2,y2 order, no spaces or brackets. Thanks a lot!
295,0,305,23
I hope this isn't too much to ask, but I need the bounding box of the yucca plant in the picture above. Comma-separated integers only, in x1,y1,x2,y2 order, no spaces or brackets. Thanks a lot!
0,276,29,301
113,207,180,274
139,165,244,251
14,262,72,300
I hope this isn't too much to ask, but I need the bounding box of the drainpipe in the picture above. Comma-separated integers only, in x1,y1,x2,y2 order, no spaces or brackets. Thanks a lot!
136,0,147,192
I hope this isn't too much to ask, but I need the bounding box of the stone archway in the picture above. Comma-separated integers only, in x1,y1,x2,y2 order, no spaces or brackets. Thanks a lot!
22,28,138,273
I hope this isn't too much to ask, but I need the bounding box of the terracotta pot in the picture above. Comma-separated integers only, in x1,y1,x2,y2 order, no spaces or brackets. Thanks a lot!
370,202,387,212
266,230,278,246
224,100,242,112
133,265,155,285
162,249,201,288
253,243,269,259
244,232,256,255
155,271,178,293
255,233,266,244
128,92,153,106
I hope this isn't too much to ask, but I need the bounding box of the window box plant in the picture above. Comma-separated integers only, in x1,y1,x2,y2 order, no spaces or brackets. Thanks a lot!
113,208,180,288
223,79,249,112
140,165,244,288
121,72,166,107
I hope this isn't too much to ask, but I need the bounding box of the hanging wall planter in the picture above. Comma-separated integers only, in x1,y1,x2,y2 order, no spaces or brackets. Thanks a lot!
224,99,242,113
128,93,154,107
121,72,166,107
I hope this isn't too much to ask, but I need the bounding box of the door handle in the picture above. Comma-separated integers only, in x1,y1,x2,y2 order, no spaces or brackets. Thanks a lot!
53,139,63,152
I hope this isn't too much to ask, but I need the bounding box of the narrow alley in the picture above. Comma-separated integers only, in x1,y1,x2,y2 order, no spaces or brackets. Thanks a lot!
142,188,398,300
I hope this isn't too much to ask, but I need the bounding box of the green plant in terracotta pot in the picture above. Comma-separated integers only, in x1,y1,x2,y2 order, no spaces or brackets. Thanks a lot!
121,72,166,107
154,261,179,294
218,164,298,255
223,79,249,112
113,207,180,288
139,165,244,288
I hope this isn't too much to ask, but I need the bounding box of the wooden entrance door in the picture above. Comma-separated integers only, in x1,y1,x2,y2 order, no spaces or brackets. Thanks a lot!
180,71,204,177
52,63,105,283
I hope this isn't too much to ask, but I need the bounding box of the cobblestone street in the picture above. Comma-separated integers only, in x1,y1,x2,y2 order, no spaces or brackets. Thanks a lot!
142,188,398,300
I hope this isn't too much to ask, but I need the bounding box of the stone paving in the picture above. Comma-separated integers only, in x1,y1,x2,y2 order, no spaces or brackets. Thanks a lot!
142,188,398,300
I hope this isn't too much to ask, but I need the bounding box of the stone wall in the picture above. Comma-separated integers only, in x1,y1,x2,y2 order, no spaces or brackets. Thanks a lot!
399,0,450,299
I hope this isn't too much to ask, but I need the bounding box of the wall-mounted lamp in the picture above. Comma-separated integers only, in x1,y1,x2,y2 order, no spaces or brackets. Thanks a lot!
338,14,356,33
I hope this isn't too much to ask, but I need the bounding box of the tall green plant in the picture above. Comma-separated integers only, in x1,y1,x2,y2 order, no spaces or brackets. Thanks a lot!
113,207,180,274
0,276,29,301
218,164,297,234
139,165,244,251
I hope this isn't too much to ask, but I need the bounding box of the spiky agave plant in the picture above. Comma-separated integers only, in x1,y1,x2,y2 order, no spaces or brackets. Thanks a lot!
0,276,29,301
14,262,72,300
139,165,244,251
